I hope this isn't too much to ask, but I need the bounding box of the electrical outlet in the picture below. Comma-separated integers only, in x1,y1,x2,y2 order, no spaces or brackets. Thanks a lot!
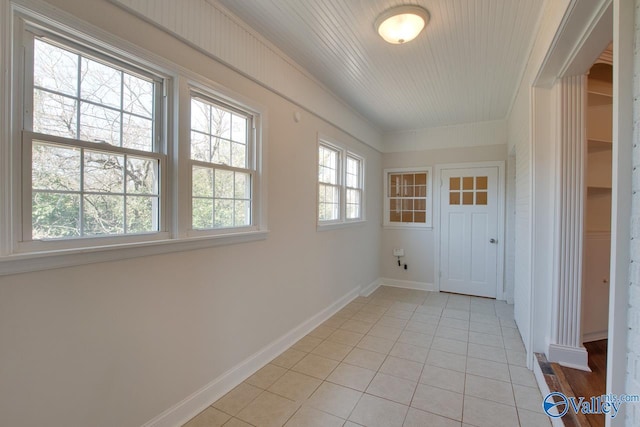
393,248,404,257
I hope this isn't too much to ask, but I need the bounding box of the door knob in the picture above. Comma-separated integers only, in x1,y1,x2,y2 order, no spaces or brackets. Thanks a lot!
490,238,497,244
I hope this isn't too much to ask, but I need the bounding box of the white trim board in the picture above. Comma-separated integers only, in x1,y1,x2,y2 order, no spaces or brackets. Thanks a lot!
548,344,591,372
583,330,608,343
379,278,436,292
141,280,376,427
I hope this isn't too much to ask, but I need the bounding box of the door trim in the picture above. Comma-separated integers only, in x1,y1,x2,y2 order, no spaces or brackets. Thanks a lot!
434,161,506,299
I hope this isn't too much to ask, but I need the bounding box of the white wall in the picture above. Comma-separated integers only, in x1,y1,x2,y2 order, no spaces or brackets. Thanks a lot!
382,119,507,152
0,1,382,426
380,144,507,289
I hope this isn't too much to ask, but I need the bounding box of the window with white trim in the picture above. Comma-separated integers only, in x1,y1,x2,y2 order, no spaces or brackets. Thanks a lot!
317,140,364,226
2,9,266,270
23,29,165,242
190,93,255,231
383,167,432,228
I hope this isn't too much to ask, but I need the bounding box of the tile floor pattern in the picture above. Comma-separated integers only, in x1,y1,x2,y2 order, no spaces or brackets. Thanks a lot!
184,286,551,427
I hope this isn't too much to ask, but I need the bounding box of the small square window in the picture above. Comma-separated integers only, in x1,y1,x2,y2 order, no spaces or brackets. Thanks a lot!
384,168,432,228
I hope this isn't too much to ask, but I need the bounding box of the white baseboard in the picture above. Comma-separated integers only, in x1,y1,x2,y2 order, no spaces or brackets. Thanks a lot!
142,286,361,427
379,278,436,292
548,344,591,372
360,278,381,296
582,330,608,343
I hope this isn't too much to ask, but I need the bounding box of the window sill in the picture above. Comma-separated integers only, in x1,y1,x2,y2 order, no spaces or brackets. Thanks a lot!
383,224,433,230
0,230,269,276
317,220,366,232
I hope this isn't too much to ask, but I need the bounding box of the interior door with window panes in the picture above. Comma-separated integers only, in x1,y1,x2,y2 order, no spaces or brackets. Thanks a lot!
439,167,499,298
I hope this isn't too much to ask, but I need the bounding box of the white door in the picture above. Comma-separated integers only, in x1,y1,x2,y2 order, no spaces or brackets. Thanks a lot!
439,167,499,298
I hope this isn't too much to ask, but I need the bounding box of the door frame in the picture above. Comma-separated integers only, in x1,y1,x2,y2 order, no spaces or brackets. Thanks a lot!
434,161,506,300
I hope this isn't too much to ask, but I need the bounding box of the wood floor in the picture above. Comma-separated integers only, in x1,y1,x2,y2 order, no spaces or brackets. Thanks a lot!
558,340,608,427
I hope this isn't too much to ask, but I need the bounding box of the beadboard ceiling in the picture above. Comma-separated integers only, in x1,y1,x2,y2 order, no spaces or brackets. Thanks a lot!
214,0,544,132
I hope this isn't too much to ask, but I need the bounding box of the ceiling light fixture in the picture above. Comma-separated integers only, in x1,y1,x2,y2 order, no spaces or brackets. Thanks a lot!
375,5,430,44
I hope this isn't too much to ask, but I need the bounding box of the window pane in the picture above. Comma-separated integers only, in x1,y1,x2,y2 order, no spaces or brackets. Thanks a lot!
234,200,251,226
211,107,231,139
122,113,153,152
346,157,360,188
79,102,121,145
84,151,124,193
231,114,247,143
123,73,153,118
83,194,124,235
450,192,460,205
235,172,251,199
126,195,157,233
34,39,78,97
126,157,158,194
463,177,474,190
450,177,460,190
212,137,231,166
389,174,401,196
463,191,474,205
476,191,488,205
214,199,233,227
32,192,80,239
80,57,122,108
33,89,77,138
191,98,210,133
32,142,81,191
192,167,213,197
415,173,427,185
232,142,247,168
319,184,339,221
476,176,488,190
191,131,210,162
192,198,213,229
214,169,234,199
346,189,361,220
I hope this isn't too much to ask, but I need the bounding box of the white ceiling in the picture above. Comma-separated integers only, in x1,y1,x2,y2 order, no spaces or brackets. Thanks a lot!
214,0,544,132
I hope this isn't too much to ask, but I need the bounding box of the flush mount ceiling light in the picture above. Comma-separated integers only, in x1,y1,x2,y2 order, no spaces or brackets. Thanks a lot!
375,5,430,44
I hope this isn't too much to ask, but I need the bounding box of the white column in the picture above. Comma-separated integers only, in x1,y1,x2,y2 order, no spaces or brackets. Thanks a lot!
548,75,590,371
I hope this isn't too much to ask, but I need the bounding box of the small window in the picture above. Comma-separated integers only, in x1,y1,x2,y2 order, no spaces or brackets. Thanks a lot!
190,93,255,231
384,168,432,228
317,140,365,227
24,32,165,242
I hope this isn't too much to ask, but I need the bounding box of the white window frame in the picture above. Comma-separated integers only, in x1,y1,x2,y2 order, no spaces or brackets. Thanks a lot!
0,2,268,276
187,87,260,236
17,22,169,252
345,153,364,221
317,136,365,230
383,167,433,229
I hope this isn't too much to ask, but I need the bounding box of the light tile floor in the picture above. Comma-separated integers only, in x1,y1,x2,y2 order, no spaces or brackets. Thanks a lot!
184,286,551,427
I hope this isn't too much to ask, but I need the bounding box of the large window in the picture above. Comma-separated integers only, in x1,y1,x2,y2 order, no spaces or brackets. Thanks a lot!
317,140,364,226
384,167,432,228
2,10,266,271
190,94,254,231
25,33,164,241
